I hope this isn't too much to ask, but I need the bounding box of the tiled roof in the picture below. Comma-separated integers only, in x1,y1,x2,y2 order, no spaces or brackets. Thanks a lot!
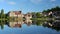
12,11,22,15
14,12,21,15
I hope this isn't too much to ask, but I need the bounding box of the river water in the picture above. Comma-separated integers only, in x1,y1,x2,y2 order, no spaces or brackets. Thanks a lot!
0,20,60,34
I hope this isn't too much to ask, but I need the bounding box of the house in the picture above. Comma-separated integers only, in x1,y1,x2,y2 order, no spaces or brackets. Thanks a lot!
42,12,49,16
52,11,60,19
8,11,24,21
24,13,32,20
42,11,52,17
48,11,52,15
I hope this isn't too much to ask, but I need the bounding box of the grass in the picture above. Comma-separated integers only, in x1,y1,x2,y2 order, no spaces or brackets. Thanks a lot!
31,17,49,20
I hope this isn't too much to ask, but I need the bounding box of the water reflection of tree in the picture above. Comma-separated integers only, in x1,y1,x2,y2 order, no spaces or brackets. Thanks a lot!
0,20,5,30
42,21,60,32
0,19,60,32
36,20,44,26
32,20,60,32
32,20,45,26
43,25,60,32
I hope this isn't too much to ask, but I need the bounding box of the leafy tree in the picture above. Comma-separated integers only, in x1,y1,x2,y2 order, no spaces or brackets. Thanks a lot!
36,12,41,18
43,6,60,13
1,9,5,18
31,12,37,18
51,6,60,12
1,9,4,15
36,12,43,18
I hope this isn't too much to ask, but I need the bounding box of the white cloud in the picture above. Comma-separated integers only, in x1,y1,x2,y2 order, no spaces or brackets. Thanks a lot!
0,0,16,5
8,1,16,5
30,0,42,4
50,0,56,2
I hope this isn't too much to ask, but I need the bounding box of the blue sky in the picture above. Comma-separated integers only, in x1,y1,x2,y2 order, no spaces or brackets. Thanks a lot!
0,0,60,13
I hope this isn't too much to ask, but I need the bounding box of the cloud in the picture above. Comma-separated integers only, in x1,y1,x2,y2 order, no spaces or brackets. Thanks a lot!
0,0,16,5
8,1,16,5
50,0,56,2
30,0,42,4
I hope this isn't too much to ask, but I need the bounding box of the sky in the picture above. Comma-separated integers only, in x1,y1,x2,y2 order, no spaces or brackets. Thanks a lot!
0,0,60,13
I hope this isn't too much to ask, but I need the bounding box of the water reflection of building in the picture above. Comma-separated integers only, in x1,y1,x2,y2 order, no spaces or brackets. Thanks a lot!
8,20,32,28
43,21,60,31
8,21,24,28
43,20,60,27
24,20,32,26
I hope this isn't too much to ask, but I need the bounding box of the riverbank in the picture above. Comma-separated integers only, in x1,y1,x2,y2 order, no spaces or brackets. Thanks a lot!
31,17,54,21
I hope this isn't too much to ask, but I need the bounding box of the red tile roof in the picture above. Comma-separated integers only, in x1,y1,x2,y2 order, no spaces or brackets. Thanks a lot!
12,11,21,15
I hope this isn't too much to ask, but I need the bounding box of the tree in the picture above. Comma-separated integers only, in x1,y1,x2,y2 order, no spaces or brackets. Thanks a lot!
0,9,6,22
51,6,60,12
43,10,47,13
1,9,4,15
36,12,42,18
43,6,60,13
43,9,51,13
31,12,37,18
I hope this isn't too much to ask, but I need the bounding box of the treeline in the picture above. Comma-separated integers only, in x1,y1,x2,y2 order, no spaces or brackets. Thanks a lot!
32,6,60,18
0,6,60,19
43,6,60,13
0,9,8,20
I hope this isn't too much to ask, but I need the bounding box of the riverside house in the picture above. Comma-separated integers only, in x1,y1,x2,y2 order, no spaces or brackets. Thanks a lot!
8,11,24,21
24,13,32,20
52,11,60,19
8,11,32,21
42,11,52,17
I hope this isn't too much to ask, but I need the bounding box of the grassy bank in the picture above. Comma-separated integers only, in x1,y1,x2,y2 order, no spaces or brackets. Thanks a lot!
31,18,47,20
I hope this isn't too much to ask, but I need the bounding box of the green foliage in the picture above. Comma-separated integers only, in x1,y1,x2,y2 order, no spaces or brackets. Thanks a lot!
36,12,43,18
0,9,4,18
1,9,4,15
36,12,40,18
43,6,60,13
51,6,60,11
0,9,8,21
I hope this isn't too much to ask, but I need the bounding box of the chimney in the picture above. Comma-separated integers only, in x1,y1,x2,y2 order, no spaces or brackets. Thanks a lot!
19,11,22,13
